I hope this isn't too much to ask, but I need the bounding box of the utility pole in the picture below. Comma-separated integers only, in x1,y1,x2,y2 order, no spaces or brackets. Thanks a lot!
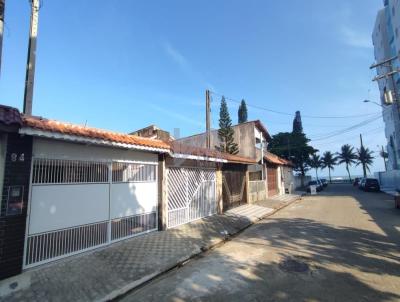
381,145,388,171
360,133,367,177
23,0,40,116
205,89,211,149
0,0,5,77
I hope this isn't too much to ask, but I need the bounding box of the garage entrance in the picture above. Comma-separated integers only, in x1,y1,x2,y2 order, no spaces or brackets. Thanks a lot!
24,141,159,268
167,167,217,228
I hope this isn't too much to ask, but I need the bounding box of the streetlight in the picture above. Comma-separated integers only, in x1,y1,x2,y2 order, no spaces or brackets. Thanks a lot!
363,99,387,108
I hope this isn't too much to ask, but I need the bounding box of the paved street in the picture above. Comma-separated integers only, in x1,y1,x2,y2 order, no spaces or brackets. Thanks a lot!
120,185,400,302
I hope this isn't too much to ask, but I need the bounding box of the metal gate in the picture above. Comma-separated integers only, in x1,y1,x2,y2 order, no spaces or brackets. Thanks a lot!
248,180,266,202
167,167,217,228
267,166,278,197
222,170,246,210
24,158,158,268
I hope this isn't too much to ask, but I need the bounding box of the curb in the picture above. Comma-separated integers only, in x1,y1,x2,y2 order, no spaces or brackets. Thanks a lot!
112,195,302,301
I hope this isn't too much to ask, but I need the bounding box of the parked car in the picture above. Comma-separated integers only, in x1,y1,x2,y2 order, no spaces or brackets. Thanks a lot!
317,179,324,190
353,178,360,186
321,179,328,187
361,178,381,192
306,180,322,193
358,178,366,190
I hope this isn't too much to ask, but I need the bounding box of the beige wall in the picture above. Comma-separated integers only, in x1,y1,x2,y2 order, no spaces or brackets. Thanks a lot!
177,122,260,160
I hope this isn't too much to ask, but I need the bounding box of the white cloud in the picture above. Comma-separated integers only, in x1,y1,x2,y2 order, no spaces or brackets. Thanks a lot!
340,25,373,49
164,41,190,70
163,41,216,90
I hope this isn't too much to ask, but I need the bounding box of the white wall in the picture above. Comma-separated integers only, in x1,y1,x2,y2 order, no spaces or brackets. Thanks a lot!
293,175,311,189
372,2,400,170
110,182,157,219
376,170,400,190
29,184,109,234
33,138,158,164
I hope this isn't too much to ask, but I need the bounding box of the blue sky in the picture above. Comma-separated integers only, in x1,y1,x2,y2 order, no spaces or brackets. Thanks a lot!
0,0,386,176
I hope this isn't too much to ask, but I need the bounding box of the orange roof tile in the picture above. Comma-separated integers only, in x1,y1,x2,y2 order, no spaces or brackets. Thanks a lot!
22,115,170,151
264,152,293,166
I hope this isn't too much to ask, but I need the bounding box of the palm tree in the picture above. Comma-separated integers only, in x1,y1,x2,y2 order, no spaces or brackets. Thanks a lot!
308,153,322,180
337,144,357,181
321,151,337,183
356,146,374,177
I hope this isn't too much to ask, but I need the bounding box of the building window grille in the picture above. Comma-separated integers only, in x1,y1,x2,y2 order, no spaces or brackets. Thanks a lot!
32,158,109,184
112,162,156,182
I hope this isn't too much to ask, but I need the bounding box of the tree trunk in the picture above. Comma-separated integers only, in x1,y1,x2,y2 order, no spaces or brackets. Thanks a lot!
362,163,367,178
346,164,351,182
300,167,305,187
315,168,318,180
328,168,332,183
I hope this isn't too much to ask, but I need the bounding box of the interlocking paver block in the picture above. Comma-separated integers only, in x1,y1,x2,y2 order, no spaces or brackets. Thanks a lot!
2,197,300,302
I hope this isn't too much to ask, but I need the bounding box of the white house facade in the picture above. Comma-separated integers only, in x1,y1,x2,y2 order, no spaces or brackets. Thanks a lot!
372,0,400,171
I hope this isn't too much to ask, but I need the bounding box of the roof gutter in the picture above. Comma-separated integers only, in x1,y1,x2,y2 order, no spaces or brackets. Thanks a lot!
19,127,170,153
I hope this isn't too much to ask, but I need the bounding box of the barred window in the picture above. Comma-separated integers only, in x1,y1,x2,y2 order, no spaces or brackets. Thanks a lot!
32,159,109,184
112,162,156,182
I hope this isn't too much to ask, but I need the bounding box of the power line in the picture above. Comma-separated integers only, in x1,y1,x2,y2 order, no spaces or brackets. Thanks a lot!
309,115,382,141
312,127,385,149
210,90,381,119
269,126,385,152
268,117,385,152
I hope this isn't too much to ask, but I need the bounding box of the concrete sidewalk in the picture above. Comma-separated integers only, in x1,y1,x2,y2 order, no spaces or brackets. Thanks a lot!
256,193,303,210
380,187,399,197
1,194,301,302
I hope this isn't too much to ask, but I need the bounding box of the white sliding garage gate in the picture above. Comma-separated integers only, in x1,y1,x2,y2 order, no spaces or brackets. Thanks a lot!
167,167,217,228
24,157,158,268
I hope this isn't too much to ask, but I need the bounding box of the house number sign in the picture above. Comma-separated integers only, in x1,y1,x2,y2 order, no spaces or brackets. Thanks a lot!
10,153,25,162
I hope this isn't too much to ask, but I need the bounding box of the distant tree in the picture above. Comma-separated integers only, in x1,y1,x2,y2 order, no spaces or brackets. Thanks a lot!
216,96,239,154
321,151,337,183
292,111,303,134
356,146,374,178
337,144,357,181
238,99,248,124
269,131,317,186
308,153,322,179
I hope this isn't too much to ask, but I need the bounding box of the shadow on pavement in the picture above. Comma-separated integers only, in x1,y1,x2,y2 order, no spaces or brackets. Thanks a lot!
122,186,400,302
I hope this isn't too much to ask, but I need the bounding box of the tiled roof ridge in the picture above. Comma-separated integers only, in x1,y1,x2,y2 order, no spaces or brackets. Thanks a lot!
22,115,171,150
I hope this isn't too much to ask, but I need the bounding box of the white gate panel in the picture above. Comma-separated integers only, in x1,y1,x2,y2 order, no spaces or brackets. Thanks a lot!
167,167,216,228
110,182,157,219
29,184,109,234
25,155,159,268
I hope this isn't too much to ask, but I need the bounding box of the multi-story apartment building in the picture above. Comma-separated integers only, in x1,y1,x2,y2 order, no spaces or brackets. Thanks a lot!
372,0,400,188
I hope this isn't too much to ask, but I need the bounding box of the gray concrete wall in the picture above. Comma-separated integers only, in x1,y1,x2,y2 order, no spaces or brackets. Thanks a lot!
375,170,400,190
177,122,258,160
